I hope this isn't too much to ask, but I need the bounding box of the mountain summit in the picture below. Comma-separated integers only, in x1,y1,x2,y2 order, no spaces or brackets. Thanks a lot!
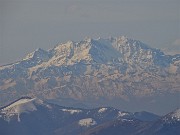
0,36,179,114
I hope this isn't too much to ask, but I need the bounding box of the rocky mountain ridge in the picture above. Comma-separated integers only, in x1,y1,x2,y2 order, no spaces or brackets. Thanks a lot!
0,36,179,113
0,97,179,135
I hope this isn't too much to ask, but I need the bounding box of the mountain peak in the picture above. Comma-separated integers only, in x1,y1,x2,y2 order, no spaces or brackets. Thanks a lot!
0,36,179,115
117,35,128,42
115,36,150,49
84,37,93,43
162,108,180,123
23,47,49,61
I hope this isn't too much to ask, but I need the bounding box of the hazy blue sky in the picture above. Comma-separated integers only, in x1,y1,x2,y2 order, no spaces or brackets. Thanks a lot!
0,0,179,65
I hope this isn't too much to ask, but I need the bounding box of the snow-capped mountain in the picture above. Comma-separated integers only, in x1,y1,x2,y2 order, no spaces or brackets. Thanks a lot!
2,97,179,135
138,108,180,135
0,97,53,122
0,97,37,122
0,97,160,135
0,36,179,113
171,109,180,121
81,119,149,135
82,109,180,135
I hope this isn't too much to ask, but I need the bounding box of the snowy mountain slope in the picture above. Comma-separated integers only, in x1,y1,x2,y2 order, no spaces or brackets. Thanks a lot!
0,36,179,113
82,109,180,135
0,97,50,122
81,119,149,135
161,108,180,123
139,108,180,135
0,97,160,135
171,109,180,121
0,98,37,122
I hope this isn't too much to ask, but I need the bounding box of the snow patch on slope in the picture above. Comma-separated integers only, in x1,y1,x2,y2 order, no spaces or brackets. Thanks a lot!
61,109,82,114
98,108,108,113
79,118,97,127
118,111,129,117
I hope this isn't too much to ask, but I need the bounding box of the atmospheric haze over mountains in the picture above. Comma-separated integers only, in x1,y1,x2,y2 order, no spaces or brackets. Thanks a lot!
0,0,179,65
0,36,179,115
1,0,180,134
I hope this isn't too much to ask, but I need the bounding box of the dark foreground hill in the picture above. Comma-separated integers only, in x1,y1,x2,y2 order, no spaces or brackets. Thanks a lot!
0,97,179,135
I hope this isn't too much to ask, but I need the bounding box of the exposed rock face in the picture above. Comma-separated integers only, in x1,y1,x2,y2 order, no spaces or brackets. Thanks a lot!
0,36,179,112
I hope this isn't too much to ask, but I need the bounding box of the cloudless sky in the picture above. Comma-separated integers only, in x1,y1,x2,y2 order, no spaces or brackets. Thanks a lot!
0,0,179,65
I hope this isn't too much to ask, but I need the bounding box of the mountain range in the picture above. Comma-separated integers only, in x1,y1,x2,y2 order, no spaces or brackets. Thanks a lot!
0,36,179,114
0,97,179,135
